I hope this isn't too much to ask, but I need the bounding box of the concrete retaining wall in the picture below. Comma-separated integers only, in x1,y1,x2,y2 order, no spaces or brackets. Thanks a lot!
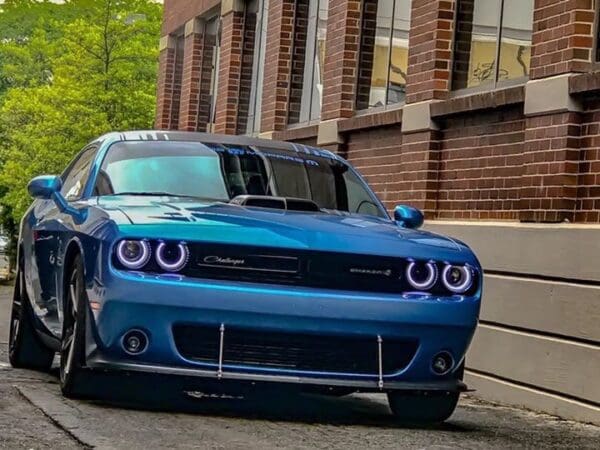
425,221,600,425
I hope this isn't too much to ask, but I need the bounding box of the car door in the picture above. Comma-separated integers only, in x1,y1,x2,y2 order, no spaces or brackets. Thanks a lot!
27,145,97,337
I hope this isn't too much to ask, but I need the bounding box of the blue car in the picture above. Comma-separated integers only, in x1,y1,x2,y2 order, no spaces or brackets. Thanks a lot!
9,131,482,423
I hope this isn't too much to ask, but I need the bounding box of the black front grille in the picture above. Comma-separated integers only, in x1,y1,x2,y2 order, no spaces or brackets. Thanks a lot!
173,325,418,375
183,243,418,294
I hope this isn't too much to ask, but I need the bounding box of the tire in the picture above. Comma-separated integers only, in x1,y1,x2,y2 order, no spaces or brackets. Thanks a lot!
387,391,460,424
59,254,89,398
8,260,55,370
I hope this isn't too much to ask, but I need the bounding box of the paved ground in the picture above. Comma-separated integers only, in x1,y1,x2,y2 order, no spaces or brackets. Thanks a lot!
0,284,598,449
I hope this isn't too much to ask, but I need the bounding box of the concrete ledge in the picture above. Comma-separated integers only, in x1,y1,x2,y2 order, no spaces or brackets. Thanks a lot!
468,325,600,404
401,101,439,133
158,35,177,52
317,119,344,146
482,274,600,343
465,371,600,426
221,0,245,15
525,74,582,117
184,18,204,37
424,221,600,281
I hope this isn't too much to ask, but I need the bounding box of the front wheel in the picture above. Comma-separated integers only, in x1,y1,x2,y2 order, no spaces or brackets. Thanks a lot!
387,391,460,424
59,254,89,398
8,262,55,370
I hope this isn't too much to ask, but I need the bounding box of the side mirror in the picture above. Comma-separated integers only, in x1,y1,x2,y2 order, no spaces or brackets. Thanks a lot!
28,175,62,200
394,205,424,229
27,175,87,223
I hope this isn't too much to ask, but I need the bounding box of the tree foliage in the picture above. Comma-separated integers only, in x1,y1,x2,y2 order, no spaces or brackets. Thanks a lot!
0,0,162,233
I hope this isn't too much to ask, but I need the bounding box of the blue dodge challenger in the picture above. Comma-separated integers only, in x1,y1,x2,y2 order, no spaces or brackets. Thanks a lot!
9,131,482,423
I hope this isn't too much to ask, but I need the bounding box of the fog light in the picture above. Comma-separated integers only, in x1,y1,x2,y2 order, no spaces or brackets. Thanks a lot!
122,329,148,355
431,351,454,375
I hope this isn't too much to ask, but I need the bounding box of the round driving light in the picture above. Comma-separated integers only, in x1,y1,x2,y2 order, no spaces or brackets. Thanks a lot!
156,241,189,272
405,261,438,291
116,240,151,270
442,265,473,294
432,352,454,375
122,329,148,355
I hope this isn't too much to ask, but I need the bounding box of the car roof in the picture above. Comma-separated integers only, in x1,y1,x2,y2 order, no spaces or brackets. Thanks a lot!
97,130,344,162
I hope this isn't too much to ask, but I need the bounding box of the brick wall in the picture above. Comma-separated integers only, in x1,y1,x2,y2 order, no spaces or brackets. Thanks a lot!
439,107,525,220
288,0,310,125
214,9,246,134
530,0,596,79
577,95,600,222
405,0,455,103
260,0,296,133
162,0,220,34
355,0,378,111
321,0,362,120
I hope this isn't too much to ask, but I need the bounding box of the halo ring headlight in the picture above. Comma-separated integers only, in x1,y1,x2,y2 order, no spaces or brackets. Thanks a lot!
406,261,438,291
156,242,189,272
442,265,473,294
116,240,151,270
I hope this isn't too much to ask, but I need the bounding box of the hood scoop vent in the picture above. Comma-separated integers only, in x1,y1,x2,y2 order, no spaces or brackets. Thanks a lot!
230,195,321,213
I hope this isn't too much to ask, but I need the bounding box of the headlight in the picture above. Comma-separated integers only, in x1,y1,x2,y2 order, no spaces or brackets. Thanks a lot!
442,265,473,294
156,241,189,272
406,261,438,291
116,240,151,270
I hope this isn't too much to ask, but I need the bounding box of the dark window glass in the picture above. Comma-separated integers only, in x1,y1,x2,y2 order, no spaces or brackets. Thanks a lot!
206,16,221,130
288,0,329,124
452,0,533,91
97,142,386,218
245,0,269,134
61,146,97,200
357,0,411,110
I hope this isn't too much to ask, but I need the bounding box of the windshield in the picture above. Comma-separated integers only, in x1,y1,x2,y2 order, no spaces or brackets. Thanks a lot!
96,141,387,218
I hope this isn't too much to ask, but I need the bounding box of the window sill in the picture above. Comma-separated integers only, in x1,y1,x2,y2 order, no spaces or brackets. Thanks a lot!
338,106,404,133
272,123,319,142
432,83,526,118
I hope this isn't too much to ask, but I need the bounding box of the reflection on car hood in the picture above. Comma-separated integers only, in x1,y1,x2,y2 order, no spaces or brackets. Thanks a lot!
97,196,474,262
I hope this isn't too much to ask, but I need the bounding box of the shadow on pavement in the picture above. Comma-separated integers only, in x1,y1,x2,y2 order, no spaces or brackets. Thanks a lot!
72,371,472,432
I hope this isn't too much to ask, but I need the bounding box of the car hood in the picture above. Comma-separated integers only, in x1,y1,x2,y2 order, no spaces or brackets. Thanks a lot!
96,196,475,263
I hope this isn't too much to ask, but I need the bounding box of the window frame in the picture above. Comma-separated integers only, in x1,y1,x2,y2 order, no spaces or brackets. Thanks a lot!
355,0,412,113
450,0,533,95
246,0,269,136
288,0,329,126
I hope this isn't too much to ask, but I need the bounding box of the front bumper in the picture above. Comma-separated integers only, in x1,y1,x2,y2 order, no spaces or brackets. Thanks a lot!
85,269,480,392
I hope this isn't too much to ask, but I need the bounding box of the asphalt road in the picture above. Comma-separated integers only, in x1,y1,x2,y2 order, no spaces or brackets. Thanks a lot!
0,284,598,449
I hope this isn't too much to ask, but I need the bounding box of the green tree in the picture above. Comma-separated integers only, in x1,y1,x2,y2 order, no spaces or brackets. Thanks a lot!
0,0,161,228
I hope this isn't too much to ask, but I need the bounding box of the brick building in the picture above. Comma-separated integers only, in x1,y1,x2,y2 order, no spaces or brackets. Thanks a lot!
157,0,600,424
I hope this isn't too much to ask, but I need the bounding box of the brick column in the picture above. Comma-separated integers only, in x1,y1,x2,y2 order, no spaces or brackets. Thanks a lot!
318,0,362,150
405,0,455,104
260,0,296,135
397,0,454,217
530,0,595,80
155,35,181,130
519,0,595,222
315,0,362,153
178,19,205,131
214,1,246,134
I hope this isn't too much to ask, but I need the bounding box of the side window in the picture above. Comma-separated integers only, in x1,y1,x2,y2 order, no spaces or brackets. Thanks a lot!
61,146,97,201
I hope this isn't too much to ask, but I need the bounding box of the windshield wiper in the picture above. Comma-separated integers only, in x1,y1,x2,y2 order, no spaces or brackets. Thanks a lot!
111,192,225,201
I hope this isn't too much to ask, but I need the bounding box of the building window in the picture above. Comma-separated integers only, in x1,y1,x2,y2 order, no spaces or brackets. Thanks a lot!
452,0,533,91
244,0,269,135
356,0,411,111
205,16,221,131
288,0,329,125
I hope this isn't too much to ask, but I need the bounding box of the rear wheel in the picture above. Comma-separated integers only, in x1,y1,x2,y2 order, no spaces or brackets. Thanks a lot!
387,391,460,424
59,254,89,398
8,260,55,370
